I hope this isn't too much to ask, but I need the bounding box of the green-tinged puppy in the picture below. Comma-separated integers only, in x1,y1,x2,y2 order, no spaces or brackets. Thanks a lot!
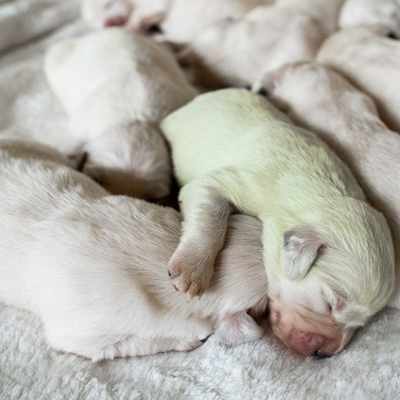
161,88,394,357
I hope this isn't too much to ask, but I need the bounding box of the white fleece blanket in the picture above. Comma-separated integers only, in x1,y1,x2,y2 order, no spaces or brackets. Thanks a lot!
1,2,400,399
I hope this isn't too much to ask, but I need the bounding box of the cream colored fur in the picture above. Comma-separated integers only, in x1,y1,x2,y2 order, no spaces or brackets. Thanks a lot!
181,0,344,89
161,89,395,356
254,61,400,310
339,0,400,36
318,25,400,134
45,28,197,199
0,139,269,362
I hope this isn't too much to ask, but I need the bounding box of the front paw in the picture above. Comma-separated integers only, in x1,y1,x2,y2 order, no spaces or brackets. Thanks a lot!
168,243,215,298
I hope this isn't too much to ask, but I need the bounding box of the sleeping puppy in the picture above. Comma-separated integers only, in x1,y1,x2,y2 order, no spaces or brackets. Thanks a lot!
45,28,197,200
0,139,268,362
81,0,170,32
161,89,395,357
253,61,400,310
158,0,266,45
181,0,344,88
339,0,400,37
81,0,265,39
317,25,400,133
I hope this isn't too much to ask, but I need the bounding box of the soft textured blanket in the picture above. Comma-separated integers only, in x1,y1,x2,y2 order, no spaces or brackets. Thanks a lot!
0,2,399,399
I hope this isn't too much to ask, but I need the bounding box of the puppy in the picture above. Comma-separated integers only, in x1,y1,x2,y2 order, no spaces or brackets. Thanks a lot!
81,0,264,39
317,25,400,133
339,0,400,37
254,61,400,310
0,139,268,362
181,0,344,88
45,28,197,199
81,0,170,32
158,0,266,45
161,89,395,357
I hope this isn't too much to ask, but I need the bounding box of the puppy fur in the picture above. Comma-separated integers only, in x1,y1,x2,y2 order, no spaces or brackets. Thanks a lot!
161,89,395,356
339,0,400,36
81,0,170,32
254,61,400,310
318,24,400,134
181,0,344,89
0,139,268,362
45,28,197,199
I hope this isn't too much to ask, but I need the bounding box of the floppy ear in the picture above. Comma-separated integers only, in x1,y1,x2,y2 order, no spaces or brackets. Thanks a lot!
282,226,325,281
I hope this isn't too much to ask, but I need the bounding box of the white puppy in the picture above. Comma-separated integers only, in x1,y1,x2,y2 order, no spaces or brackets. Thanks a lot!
182,0,344,88
161,89,395,357
45,28,197,199
254,61,400,309
81,0,170,32
318,25,400,133
339,0,400,37
81,0,265,38
0,139,269,362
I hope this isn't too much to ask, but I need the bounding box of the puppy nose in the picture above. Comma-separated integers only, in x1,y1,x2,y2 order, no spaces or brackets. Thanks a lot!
313,349,331,359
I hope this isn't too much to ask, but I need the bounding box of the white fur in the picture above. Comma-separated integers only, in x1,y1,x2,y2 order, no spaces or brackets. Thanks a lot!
45,28,197,199
318,25,400,134
0,139,268,362
182,0,344,88
161,89,395,356
339,0,400,36
255,61,400,310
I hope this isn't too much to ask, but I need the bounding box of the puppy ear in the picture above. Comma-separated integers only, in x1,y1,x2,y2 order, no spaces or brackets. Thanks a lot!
282,226,325,281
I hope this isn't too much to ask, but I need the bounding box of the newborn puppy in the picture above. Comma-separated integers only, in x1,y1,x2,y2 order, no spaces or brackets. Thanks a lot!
81,0,169,32
254,61,400,310
159,0,266,45
181,0,344,88
339,0,400,37
317,25,400,133
0,139,268,362
161,89,394,357
45,28,197,199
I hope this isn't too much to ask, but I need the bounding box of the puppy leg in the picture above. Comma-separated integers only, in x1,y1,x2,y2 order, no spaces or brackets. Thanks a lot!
169,170,244,298
215,311,264,346
47,331,203,361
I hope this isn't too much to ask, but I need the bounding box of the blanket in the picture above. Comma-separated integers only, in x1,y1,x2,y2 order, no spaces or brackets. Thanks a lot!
0,2,399,399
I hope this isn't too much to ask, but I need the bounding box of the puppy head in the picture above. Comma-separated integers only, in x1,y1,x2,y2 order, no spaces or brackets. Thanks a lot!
75,122,171,200
81,0,133,29
266,202,394,357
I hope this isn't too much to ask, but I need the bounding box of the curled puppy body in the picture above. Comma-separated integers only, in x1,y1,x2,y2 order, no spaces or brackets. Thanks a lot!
181,0,344,89
158,0,266,45
45,28,197,199
339,0,400,37
161,89,395,357
0,139,268,362
254,61,400,310
317,25,400,133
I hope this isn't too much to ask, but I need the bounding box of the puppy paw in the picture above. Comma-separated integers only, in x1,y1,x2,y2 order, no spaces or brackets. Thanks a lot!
168,243,215,298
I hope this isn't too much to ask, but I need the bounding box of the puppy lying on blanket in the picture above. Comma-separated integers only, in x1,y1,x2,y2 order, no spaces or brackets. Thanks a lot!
0,140,268,362
254,61,400,310
45,28,196,200
161,89,395,357
318,25,400,133
339,0,400,37
181,0,344,88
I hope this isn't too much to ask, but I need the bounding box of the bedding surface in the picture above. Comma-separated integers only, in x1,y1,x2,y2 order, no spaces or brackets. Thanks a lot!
0,1,399,399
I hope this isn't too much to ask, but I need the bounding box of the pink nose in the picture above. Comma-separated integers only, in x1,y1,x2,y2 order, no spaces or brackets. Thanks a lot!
286,329,327,356
104,16,128,27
